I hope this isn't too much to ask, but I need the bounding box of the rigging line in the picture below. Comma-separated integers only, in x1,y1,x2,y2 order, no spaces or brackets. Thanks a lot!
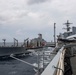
10,54,37,68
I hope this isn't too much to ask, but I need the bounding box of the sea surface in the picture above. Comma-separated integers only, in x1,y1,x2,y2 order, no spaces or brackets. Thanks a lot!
0,47,54,75
0,54,37,75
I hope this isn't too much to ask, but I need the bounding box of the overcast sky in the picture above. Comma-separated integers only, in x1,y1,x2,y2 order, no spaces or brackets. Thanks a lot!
0,0,76,42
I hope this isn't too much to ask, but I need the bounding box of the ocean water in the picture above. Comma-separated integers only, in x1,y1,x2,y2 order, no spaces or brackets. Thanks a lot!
0,55,36,75
0,47,54,75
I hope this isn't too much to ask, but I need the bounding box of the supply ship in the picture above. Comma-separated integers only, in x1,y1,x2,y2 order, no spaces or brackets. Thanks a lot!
0,35,46,57
0,38,27,57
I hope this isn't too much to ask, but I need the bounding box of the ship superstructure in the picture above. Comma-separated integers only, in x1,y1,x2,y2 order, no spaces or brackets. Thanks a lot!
41,20,76,75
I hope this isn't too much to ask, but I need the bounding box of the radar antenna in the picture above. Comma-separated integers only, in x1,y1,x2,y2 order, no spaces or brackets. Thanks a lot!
63,20,73,32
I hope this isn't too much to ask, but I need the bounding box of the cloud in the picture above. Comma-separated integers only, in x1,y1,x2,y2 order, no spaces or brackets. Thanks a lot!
27,12,40,18
0,0,28,24
0,9,29,24
51,0,76,15
0,0,76,42
27,0,50,5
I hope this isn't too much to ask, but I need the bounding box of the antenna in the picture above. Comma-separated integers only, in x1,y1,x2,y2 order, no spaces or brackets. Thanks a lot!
63,20,73,32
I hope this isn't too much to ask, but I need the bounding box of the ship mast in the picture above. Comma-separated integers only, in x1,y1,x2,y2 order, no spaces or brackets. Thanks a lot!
54,23,56,46
63,20,73,32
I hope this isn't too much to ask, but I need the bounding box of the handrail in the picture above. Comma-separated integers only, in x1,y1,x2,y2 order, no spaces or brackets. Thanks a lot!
41,46,65,75
56,49,65,75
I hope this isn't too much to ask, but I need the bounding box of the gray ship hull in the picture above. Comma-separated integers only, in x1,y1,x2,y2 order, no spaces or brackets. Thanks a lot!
0,47,26,57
